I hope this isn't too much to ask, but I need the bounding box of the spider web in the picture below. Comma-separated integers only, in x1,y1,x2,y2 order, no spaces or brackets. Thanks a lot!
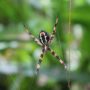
27,15,68,90
13,0,72,89
67,0,72,88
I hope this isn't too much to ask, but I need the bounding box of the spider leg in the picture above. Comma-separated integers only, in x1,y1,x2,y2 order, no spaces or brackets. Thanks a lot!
24,25,42,46
36,48,45,74
48,47,67,69
50,16,58,42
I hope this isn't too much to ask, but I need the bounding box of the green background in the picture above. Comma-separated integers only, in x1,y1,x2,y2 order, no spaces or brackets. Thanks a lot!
0,0,90,90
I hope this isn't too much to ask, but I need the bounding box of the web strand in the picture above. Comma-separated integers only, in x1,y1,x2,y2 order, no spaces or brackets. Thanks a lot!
68,0,72,89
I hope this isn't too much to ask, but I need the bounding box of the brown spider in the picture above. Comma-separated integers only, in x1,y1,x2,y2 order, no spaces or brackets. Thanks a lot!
24,16,67,74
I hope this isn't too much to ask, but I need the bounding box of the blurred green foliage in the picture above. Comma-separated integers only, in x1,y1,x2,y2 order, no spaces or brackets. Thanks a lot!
0,0,90,90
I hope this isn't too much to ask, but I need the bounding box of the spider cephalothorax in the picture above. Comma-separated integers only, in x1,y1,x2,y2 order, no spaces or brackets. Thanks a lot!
39,31,50,46
24,16,66,73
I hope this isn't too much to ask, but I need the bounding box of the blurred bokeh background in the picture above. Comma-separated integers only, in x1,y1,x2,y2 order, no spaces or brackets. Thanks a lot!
0,0,90,90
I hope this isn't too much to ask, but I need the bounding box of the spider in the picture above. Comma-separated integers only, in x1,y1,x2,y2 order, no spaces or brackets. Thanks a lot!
24,16,67,74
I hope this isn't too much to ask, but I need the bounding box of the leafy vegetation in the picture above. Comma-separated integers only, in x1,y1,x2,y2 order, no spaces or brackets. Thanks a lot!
0,0,90,90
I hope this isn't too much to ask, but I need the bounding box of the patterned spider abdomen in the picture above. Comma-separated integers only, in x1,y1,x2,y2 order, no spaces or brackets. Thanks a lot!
39,31,50,45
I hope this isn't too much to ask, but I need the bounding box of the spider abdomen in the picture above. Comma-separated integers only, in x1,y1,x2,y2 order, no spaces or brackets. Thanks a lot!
39,31,50,45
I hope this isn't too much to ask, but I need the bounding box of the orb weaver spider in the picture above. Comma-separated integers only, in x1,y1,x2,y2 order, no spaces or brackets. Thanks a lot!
24,16,67,74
